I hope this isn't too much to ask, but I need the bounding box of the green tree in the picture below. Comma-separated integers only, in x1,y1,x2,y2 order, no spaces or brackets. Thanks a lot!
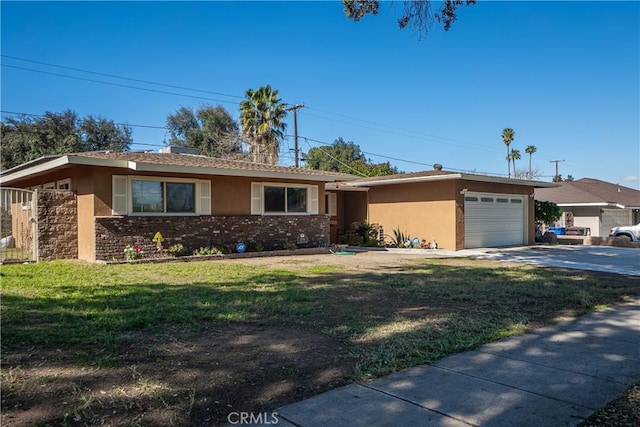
353,159,399,176
304,137,365,172
304,137,399,176
239,85,287,165
509,148,521,178
166,105,243,158
501,128,515,178
1,110,131,170
343,0,476,35
535,200,562,227
525,145,537,179
553,174,575,182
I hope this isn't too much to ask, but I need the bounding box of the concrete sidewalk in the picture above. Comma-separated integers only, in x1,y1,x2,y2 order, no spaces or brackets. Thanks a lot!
268,298,640,427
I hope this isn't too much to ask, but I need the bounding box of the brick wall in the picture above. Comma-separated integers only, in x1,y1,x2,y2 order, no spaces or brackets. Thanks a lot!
37,190,78,260
94,215,330,261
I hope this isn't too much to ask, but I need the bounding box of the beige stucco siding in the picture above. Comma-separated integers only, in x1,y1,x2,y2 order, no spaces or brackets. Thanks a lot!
367,181,458,249
365,179,536,250
75,167,98,262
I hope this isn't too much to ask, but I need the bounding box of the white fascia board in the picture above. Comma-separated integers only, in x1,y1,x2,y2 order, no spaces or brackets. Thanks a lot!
128,162,344,182
2,156,130,184
0,156,70,184
346,174,464,187
67,156,130,168
344,173,558,188
556,202,620,208
561,203,640,210
460,174,559,187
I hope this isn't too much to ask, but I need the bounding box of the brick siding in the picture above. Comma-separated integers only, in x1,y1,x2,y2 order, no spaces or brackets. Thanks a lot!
94,215,330,261
37,190,78,260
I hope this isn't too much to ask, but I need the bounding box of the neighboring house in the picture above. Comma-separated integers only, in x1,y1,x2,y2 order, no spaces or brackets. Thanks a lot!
327,166,557,250
0,150,354,262
535,178,640,237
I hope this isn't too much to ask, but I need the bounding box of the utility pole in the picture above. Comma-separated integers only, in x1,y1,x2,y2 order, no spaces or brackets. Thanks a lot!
286,104,305,167
550,159,565,182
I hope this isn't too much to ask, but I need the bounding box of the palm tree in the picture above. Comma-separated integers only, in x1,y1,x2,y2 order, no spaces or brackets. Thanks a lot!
525,145,537,179
501,128,515,177
510,148,521,178
239,85,287,164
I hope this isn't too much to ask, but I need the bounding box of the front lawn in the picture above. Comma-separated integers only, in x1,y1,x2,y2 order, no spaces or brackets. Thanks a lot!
2,254,638,426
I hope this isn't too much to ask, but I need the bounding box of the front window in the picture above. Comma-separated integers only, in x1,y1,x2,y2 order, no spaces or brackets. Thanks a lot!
132,180,195,213
264,185,307,213
166,182,195,212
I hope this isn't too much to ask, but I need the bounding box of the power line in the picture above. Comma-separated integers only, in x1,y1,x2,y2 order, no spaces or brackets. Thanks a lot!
1,64,242,105
1,110,169,130
298,134,512,177
4,56,509,157
1,54,245,100
301,137,368,177
3,55,557,171
286,104,305,167
304,107,502,154
550,159,565,182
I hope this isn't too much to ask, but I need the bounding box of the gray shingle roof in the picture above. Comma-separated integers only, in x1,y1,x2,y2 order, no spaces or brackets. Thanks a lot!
72,151,357,179
535,178,640,207
0,151,358,182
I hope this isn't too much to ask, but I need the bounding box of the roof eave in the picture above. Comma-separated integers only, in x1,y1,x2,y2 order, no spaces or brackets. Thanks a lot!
0,155,351,184
460,174,559,188
343,173,559,188
346,173,464,187
555,202,640,209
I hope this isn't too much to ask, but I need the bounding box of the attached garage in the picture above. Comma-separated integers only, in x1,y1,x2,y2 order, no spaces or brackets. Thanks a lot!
330,169,555,250
601,209,632,235
464,192,527,248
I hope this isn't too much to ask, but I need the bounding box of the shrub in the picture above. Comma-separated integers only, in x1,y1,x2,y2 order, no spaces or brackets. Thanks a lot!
283,242,298,251
389,227,411,248
340,233,362,246
167,243,186,257
124,244,143,261
246,241,264,252
213,244,232,254
356,220,379,244
193,246,221,256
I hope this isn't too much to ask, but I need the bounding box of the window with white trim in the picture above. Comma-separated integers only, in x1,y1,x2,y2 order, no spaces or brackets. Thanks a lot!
251,182,319,215
325,193,337,216
43,182,55,190
112,175,211,215
57,179,71,190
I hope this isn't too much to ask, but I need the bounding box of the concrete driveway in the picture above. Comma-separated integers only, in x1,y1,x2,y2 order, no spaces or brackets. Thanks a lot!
467,245,640,276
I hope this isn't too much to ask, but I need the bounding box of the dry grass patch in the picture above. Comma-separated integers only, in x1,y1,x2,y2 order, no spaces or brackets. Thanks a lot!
2,254,639,426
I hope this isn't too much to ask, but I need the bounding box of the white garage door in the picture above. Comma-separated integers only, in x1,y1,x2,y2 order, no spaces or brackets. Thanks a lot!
464,193,526,248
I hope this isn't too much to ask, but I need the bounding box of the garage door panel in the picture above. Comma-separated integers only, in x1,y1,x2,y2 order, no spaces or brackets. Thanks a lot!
465,193,525,248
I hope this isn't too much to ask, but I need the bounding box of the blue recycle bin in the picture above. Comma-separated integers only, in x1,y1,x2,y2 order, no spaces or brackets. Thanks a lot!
547,227,566,236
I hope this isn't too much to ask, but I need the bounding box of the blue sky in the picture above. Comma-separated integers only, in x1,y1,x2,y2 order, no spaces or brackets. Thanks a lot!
1,1,639,187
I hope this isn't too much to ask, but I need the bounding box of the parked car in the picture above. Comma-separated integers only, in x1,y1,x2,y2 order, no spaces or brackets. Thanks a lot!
609,223,640,241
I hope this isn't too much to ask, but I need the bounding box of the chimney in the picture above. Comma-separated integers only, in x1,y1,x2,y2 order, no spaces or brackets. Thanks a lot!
159,146,201,155
433,163,443,171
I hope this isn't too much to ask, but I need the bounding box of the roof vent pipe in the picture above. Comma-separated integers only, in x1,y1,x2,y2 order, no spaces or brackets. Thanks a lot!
433,163,443,171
